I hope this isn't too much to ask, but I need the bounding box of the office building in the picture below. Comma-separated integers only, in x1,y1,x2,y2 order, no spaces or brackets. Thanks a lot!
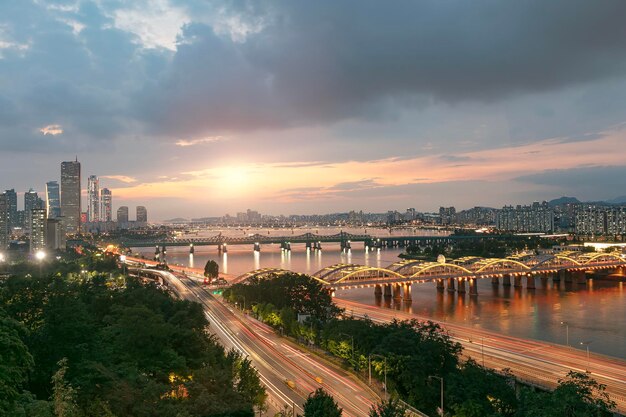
46,218,64,250
24,188,44,233
136,206,147,223
46,181,61,218
30,208,46,252
117,206,129,224
4,189,17,230
61,159,81,234
0,193,8,248
87,175,99,222
100,188,112,222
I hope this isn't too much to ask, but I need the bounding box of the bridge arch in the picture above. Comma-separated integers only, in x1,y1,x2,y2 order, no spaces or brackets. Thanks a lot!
408,262,473,278
531,255,582,270
580,252,625,264
312,264,404,285
234,268,295,284
474,258,531,273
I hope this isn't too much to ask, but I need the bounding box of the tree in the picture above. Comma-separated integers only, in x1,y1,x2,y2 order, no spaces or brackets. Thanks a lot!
549,371,616,417
204,260,219,279
302,388,342,417
369,398,406,417
0,311,34,414
51,359,80,417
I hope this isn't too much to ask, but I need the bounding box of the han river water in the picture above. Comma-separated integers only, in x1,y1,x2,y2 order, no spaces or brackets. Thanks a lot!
133,227,626,359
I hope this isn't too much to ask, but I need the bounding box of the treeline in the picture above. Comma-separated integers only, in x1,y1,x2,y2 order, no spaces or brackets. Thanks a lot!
224,273,616,417
0,252,265,417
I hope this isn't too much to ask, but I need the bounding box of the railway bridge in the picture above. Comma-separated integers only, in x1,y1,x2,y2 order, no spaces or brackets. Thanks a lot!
235,251,626,301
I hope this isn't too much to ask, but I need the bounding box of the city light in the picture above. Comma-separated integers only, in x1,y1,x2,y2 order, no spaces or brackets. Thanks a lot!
35,250,46,261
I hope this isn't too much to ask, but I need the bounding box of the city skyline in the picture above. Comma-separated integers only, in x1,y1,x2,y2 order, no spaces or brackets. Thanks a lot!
1,1,626,220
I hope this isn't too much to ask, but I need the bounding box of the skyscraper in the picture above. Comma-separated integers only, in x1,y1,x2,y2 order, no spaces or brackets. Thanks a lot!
46,181,61,219
136,206,147,223
100,188,112,222
61,159,81,234
117,206,129,224
0,193,8,248
24,188,41,233
30,208,46,252
4,189,17,230
87,175,99,222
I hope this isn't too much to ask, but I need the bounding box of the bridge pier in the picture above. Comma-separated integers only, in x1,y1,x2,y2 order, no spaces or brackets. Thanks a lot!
306,241,312,250
469,278,478,296
514,275,522,288
574,270,587,285
526,274,535,289
447,277,456,292
457,278,466,294
189,244,194,254
393,284,402,301
491,277,499,286
502,274,511,286
562,270,573,283
253,242,261,252
383,284,392,298
436,279,445,292
374,284,383,297
403,283,412,302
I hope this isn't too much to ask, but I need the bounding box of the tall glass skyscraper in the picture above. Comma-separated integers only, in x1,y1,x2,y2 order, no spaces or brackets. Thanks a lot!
61,159,81,234
100,188,112,222
46,181,61,219
4,189,17,230
87,175,99,222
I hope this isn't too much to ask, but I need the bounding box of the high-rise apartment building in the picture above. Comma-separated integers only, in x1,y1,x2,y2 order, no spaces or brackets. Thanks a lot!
46,181,61,219
136,206,147,223
117,206,129,224
30,208,46,252
100,188,112,222
0,193,9,248
496,202,554,232
87,175,99,222
61,159,81,234
575,205,626,235
4,189,17,230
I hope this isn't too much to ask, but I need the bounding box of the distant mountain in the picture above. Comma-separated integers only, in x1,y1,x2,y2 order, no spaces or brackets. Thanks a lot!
163,217,189,223
548,196,580,206
605,195,626,204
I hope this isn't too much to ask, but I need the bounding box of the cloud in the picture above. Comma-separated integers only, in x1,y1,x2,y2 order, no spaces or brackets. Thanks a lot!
39,124,63,136
175,136,227,147
101,175,138,184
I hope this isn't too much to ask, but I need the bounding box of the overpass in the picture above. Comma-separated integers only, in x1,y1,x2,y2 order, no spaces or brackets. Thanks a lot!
114,231,500,252
235,251,626,301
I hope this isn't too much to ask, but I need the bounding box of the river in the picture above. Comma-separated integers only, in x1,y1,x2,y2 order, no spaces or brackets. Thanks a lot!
132,227,626,359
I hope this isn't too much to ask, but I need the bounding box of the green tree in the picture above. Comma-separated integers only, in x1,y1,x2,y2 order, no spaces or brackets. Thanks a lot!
204,260,219,279
51,359,81,417
0,311,34,414
302,388,342,417
549,371,616,417
369,398,406,417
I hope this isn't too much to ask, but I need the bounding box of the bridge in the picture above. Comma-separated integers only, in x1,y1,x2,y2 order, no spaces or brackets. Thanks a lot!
235,251,626,301
114,231,499,253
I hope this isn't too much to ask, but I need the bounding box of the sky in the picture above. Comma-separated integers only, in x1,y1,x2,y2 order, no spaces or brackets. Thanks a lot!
1,0,626,220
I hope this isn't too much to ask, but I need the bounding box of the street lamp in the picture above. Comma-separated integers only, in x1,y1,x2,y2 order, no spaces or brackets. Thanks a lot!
35,250,46,278
368,354,387,400
429,375,444,417
339,332,354,364
580,341,592,370
119,255,127,276
561,321,569,347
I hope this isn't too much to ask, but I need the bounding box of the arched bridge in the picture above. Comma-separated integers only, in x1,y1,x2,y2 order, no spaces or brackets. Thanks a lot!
234,251,626,299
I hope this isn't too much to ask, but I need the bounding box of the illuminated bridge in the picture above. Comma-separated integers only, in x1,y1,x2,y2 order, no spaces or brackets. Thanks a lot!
116,232,497,252
235,252,626,301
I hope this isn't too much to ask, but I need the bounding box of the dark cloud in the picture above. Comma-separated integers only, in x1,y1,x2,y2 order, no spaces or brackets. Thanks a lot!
515,165,626,200
141,0,626,136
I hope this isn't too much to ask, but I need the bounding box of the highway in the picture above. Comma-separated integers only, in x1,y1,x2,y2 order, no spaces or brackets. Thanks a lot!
151,269,379,416
336,298,626,415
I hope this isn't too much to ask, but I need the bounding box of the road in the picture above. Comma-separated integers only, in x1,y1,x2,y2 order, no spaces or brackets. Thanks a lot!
151,269,378,416
336,298,626,415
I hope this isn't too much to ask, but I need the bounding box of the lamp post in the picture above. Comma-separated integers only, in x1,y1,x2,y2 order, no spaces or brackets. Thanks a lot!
561,321,569,347
35,250,46,278
368,354,387,400
119,254,127,276
0,252,5,273
580,341,592,370
339,332,354,364
429,375,444,417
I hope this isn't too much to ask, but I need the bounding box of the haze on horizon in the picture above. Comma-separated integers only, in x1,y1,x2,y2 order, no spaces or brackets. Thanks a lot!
1,0,626,220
